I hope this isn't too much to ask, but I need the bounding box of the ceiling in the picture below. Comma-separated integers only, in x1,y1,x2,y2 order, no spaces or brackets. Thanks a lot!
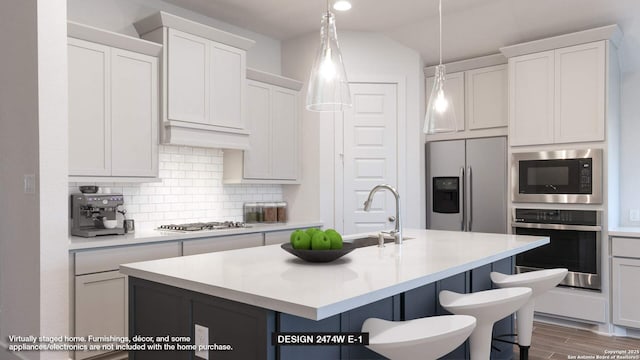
165,0,640,69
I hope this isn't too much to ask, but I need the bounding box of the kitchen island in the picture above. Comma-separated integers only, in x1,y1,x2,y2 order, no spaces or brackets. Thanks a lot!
120,228,548,360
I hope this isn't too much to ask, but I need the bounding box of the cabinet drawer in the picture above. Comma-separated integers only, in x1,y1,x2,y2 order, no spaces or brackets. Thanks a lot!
183,233,263,256
264,230,291,246
75,241,181,275
612,237,640,258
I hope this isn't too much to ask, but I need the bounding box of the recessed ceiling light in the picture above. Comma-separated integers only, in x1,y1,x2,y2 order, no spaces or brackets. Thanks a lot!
333,0,352,11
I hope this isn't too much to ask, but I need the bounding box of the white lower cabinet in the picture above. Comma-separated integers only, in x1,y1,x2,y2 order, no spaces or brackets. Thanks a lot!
183,233,264,255
265,230,293,246
75,271,127,360
612,236,640,329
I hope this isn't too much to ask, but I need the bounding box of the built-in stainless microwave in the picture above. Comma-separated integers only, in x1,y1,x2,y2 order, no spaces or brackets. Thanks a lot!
512,149,602,204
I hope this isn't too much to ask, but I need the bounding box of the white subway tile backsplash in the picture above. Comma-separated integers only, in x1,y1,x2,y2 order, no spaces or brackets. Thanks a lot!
69,145,283,230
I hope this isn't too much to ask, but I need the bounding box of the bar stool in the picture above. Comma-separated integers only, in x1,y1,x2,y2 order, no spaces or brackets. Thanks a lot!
361,315,476,360
439,287,532,360
490,268,568,360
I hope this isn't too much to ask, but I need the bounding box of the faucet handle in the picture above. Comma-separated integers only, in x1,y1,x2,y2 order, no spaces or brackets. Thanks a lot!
388,216,396,222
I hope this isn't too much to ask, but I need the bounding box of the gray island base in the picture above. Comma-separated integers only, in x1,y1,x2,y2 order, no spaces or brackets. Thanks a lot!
121,229,549,360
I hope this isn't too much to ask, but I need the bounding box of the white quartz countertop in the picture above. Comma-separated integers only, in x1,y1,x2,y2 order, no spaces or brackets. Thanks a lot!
119,228,549,320
69,221,323,251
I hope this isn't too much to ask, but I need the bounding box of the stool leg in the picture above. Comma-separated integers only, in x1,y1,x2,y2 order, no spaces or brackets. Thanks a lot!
516,300,535,347
519,345,530,360
469,323,494,360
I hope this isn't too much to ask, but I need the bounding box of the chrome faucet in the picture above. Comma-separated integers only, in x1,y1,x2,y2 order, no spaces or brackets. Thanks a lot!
363,184,403,245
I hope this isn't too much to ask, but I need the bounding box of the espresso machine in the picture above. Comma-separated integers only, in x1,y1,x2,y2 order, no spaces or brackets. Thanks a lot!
70,194,125,237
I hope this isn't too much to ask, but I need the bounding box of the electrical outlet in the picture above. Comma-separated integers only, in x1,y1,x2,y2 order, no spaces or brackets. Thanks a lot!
194,324,209,360
630,209,640,222
23,174,35,194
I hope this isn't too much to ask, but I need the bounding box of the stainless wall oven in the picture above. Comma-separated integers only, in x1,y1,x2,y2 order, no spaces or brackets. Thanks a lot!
512,149,602,204
513,208,601,291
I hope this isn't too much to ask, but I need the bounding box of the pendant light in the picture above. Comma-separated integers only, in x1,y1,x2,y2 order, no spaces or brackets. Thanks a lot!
424,0,457,134
306,0,352,112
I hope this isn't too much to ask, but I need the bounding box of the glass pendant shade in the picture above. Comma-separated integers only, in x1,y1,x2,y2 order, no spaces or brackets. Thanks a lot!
306,11,352,112
424,65,457,134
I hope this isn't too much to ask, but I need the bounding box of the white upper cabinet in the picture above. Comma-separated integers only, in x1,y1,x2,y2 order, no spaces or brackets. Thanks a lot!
508,42,605,146
508,51,555,146
134,12,255,149
466,64,508,130
223,69,302,184
67,22,161,180
167,29,209,124
424,54,509,141
554,42,605,143
500,24,622,147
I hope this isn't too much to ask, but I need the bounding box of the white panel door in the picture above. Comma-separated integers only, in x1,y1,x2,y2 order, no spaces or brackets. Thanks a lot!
68,38,111,176
509,51,555,146
554,41,605,143
466,64,508,130
271,87,298,180
244,81,271,179
210,43,245,129
110,48,158,177
167,28,209,124
426,71,465,132
343,83,397,235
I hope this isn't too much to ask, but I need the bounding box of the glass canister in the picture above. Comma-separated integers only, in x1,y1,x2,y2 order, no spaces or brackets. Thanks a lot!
263,202,278,223
243,202,259,223
276,202,288,223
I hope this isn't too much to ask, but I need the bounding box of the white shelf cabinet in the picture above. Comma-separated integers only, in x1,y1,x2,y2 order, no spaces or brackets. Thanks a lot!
134,12,255,149
223,69,302,184
612,237,640,329
68,33,159,178
508,41,606,146
424,59,508,141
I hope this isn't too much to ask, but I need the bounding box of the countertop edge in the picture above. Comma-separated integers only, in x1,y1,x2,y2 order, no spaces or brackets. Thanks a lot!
69,221,324,251
119,236,549,320
608,227,640,238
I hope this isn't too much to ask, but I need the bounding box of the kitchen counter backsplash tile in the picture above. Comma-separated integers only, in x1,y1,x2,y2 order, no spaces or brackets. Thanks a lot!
69,145,283,230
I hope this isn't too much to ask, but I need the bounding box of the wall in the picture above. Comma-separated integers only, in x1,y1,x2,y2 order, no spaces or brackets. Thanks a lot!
282,31,425,231
66,0,282,74
71,146,283,230
0,1,69,359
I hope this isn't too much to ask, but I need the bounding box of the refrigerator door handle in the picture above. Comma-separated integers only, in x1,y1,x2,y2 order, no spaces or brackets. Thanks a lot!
467,166,472,232
460,166,465,231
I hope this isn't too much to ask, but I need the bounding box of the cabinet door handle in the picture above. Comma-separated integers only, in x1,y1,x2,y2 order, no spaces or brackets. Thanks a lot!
467,166,472,232
460,167,465,231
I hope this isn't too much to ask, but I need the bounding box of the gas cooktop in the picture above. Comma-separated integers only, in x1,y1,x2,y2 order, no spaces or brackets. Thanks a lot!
158,221,249,232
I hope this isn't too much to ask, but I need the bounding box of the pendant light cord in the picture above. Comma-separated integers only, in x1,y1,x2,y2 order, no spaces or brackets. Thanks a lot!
439,0,442,65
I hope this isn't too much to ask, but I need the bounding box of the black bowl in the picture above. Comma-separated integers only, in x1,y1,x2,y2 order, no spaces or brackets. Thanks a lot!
79,185,99,194
281,242,356,263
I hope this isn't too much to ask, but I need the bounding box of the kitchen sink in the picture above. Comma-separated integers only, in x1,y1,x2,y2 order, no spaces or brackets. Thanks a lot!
347,235,414,249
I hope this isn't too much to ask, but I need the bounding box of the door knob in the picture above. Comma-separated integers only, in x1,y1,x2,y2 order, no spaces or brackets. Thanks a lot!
388,216,396,222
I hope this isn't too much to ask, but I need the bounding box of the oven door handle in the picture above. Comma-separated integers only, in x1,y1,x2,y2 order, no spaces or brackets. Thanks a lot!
511,222,602,231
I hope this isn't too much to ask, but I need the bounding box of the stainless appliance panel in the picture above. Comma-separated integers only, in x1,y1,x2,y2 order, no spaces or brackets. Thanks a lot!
427,137,507,234
427,140,465,231
466,137,507,233
512,208,601,291
511,148,602,204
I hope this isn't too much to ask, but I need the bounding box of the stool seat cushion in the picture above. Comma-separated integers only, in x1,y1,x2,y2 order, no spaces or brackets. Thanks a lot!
491,268,568,296
362,315,476,360
440,287,531,311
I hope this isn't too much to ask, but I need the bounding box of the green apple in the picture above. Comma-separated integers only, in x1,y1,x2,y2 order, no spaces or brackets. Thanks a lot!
311,231,331,250
290,230,311,250
325,229,343,249
305,228,320,239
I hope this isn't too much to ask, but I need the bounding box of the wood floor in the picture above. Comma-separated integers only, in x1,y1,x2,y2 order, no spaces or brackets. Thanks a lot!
513,321,640,360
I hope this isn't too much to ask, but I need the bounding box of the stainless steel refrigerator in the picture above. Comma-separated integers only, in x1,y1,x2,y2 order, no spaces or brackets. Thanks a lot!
426,137,507,233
